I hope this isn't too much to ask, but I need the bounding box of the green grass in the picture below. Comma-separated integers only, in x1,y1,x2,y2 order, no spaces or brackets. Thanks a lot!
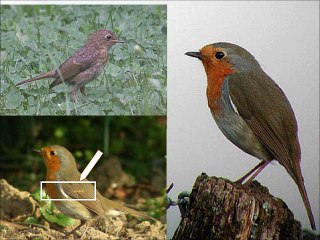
0,5,167,115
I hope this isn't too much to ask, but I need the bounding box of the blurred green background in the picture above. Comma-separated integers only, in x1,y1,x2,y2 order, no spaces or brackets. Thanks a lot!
0,116,166,196
0,5,167,115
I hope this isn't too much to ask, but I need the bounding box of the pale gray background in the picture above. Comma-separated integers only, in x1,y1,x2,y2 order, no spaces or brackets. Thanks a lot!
167,1,319,237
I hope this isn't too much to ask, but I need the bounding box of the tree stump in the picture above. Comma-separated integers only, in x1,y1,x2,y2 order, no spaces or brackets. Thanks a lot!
172,173,302,240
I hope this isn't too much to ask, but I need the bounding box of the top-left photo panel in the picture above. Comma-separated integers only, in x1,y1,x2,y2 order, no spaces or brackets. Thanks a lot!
0,5,167,115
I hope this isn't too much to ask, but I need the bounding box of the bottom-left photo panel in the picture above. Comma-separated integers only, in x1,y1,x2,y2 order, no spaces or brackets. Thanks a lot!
0,116,166,240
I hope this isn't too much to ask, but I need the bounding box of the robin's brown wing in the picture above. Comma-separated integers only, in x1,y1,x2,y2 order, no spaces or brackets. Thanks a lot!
227,70,300,181
50,47,99,88
61,181,106,218
61,180,155,220
228,70,317,230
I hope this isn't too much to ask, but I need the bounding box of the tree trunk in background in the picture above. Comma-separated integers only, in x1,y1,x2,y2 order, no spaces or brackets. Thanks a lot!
172,173,302,240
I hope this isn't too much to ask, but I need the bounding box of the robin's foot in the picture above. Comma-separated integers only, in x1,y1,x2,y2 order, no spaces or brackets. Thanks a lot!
66,220,87,239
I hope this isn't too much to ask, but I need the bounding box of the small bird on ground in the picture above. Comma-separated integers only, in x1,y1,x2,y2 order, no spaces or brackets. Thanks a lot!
185,42,316,230
35,145,155,238
16,29,124,103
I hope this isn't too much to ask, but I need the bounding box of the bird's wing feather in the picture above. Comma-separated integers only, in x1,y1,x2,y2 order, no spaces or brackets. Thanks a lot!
50,47,99,88
227,71,300,179
61,181,105,218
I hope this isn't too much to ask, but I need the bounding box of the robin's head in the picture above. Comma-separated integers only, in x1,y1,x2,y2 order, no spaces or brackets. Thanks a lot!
186,42,261,76
87,29,124,48
38,145,78,179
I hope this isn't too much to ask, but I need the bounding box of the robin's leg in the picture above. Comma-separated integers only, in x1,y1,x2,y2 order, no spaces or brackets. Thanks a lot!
71,86,79,104
80,222,90,239
235,161,266,184
80,86,88,97
67,220,88,238
244,161,270,186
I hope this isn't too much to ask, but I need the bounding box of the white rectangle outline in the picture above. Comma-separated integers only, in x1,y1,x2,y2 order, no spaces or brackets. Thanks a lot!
40,181,96,201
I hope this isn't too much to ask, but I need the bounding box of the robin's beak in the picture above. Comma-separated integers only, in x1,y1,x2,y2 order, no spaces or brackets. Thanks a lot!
185,51,203,60
113,39,125,44
33,149,42,155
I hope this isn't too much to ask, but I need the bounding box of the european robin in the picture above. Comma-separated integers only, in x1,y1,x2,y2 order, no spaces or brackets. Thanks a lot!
35,145,155,238
185,42,316,230
16,29,124,103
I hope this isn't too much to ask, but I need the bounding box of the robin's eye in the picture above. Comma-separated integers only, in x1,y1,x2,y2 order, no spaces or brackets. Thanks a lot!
215,52,225,59
106,34,112,40
50,151,56,156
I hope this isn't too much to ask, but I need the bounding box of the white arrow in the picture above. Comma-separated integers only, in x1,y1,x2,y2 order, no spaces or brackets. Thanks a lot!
80,150,103,181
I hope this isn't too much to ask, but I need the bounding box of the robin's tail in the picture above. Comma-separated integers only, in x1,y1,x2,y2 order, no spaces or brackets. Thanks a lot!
103,198,157,222
16,70,56,86
294,167,316,230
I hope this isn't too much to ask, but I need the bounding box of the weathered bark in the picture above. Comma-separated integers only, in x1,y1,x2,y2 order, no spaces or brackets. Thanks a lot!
172,173,302,240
